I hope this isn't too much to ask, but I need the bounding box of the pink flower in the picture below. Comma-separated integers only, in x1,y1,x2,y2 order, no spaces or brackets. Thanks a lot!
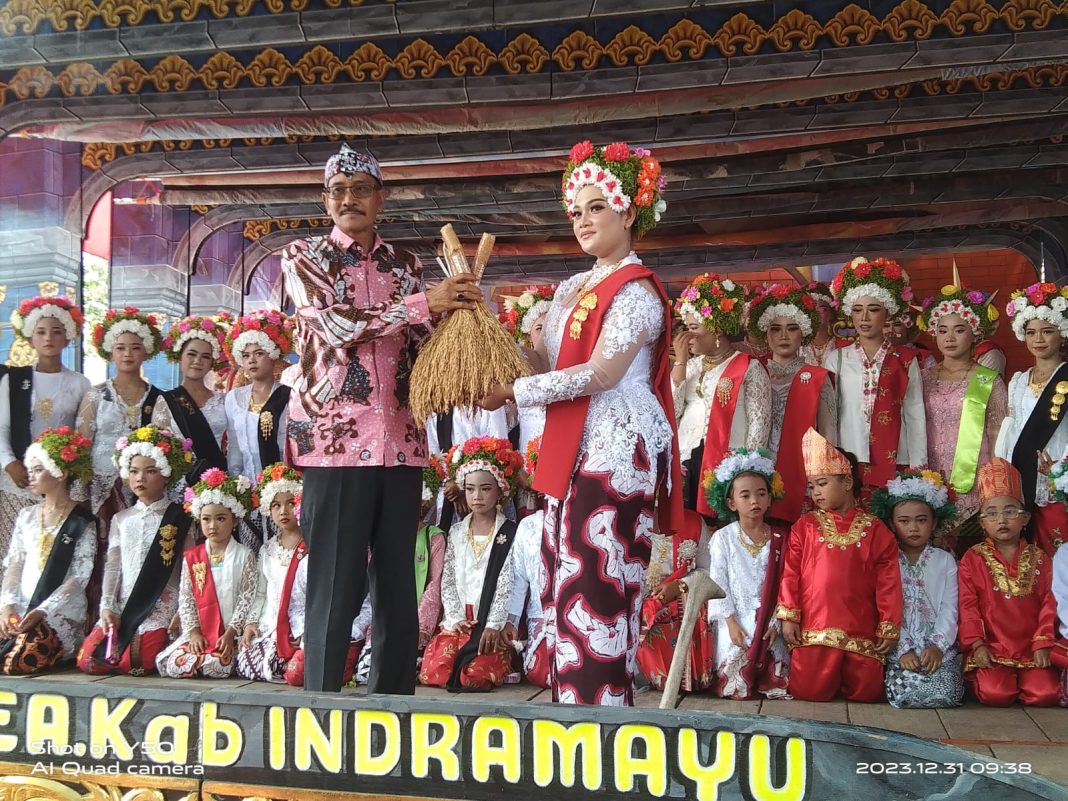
183,487,196,503
854,263,871,278
60,446,76,463
902,287,913,301
183,438,193,451
202,468,226,488
178,322,191,332
201,319,215,330
632,147,651,157
966,290,985,304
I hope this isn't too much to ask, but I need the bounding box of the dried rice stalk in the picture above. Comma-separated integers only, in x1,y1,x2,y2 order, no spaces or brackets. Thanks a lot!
409,225,530,427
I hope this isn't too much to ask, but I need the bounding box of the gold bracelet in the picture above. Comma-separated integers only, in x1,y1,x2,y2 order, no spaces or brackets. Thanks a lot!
676,580,688,596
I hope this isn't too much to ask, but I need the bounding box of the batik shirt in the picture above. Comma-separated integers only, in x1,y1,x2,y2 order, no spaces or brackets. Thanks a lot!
281,227,432,467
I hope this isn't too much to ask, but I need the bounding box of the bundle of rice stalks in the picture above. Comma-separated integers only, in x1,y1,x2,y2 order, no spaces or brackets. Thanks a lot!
409,225,531,426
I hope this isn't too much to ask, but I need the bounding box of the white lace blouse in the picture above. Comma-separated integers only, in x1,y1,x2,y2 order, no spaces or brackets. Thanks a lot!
513,257,673,489
248,537,307,640
225,384,289,484
0,369,91,500
766,356,838,455
76,381,164,513
672,352,772,462
997,365,1068,505
152,391,227,451
177,537,258,633
0,506,96,654
507,509,545,626
441,513,515,632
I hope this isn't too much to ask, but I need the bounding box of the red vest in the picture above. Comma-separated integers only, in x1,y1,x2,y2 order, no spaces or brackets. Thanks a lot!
769,365,833,523
695,353,754,518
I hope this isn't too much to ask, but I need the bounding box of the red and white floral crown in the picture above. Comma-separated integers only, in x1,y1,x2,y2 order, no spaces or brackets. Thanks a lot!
446,436,524,498
561,141,666,237
11,296,83,343
224,309,295,364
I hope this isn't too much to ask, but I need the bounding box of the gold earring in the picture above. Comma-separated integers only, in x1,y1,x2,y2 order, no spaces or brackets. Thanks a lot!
715,335,721,350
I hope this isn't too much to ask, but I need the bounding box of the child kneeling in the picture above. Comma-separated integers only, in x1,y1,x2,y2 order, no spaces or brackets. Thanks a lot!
419,437,520,692
871,470,963,708
156,470,257,678
0,429,96,675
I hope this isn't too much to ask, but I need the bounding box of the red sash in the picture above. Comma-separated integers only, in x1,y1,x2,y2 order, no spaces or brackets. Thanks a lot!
276,540,307,660
184,544,224,651
974,341,1005,364
770,366,832,523
864,347,910,486
696,353,753,518
535,262,684,540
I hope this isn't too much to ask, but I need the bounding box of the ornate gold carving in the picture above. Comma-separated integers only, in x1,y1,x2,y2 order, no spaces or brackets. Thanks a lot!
200,51,244,90
446,35,496,77
0,0,37,35
38,281,59,297
767,9,822,52
552,30,603,71
58,62,104,96
498,32,549,75
1001,0,1058,31
48,0,92,32
346,42,391,81
941,0,998,34
246,48,293,88
394,38,445,79
105,59,150,94
150,54,197,91
242,217,331,240
8,65,55,99
884,0,940,41
605,25,658,67
294,44,344,83
659,18,712,63
824,3,882,46
711,13,766,57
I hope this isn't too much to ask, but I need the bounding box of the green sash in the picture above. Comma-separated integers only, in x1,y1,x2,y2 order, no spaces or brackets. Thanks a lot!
950,366,998,493
414,524,444,605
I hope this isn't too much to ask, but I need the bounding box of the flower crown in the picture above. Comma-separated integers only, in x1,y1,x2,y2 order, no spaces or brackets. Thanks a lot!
254,462,303,512
675,273,747,335
701,447,785,522
562,141,667,237
446,436,524,498
747,284,821,343
24,426,93,483
163,314,231,367
184,468,254,519
1006,282,1068,341
12,296,84,343
92,307,162,360
524,435,541,480
830,257,913,317
500,286,555,346
869,469,958,525
224,309,295,364
113,426,194,488
919,285,998,341
804,281,835,308
422,453,447,504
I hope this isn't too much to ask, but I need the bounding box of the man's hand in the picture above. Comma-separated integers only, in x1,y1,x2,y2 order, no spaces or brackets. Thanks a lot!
500,622,518,647
426,275,483,316
971,643,994,669
479,627,501,655
899,650,921,672
781,620,801,648
919,644,944,673
476,384,514,412
443,481,469,516
4,461,27,490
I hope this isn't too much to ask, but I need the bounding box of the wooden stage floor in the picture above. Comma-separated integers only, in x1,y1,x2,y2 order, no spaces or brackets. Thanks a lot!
21,668,1068,789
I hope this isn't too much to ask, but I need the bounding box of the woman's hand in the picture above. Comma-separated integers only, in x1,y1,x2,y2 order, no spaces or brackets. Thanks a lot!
216,628,237,661
898,650,921,672
672,331,696,365
726,617,749,649
4,461,28,490
919,644,944,673
17,609,44,633
188,628,208,656
241,624,259,650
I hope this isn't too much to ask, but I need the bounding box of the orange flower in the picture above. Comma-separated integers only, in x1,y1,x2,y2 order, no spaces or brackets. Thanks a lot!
720,298,736,312
1042,283,1058,293
271,464,285,480
635,188,654,207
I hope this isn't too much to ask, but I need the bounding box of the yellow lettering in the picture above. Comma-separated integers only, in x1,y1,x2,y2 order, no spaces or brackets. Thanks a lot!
410,713,460,781
678,729,736,801
268,707,286,771
0,691,16,752
143,714,189,764
26,695,69,754
354,710,400,776
532,719,602,789
748,735,807,801
90,697,136,761
293,707,343,773
199,702,242,767
614,724,667,797
471,716,521,783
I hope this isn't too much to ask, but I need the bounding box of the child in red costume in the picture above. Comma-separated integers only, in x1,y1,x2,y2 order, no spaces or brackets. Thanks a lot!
957,457,1059,706
776,428,903,702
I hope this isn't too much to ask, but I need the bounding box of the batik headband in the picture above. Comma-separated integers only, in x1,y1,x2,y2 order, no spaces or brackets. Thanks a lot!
324,144,383,185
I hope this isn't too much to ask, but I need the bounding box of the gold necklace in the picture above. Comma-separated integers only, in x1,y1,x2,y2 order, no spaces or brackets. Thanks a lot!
208,546,226,566
737,525,769,558
248,387,270,414
814,509,872,550
1029,367,1054,398
466,520,493,560
37,503,71,571
695,351,733,400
